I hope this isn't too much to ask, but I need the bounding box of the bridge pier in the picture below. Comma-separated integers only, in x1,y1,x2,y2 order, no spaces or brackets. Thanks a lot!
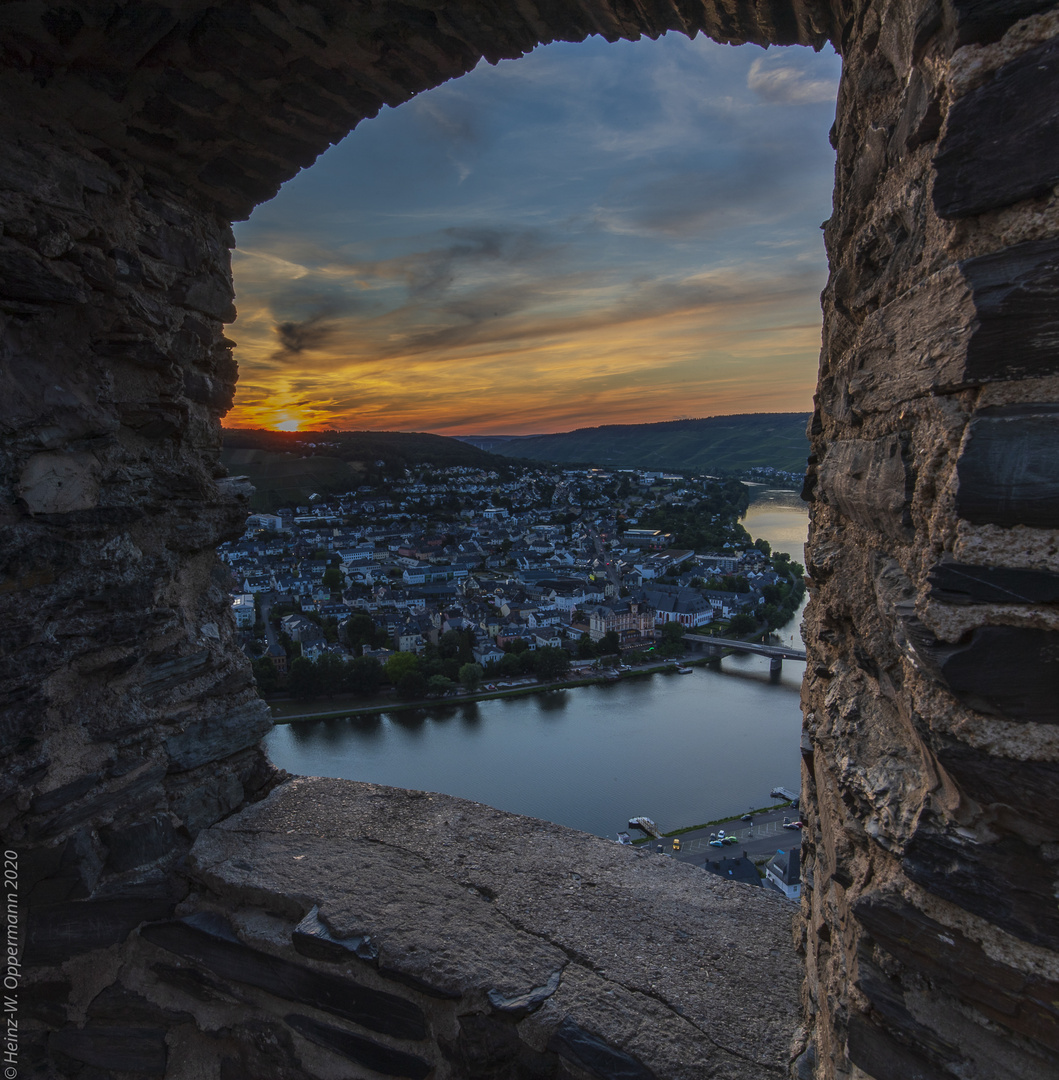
770,656,782,675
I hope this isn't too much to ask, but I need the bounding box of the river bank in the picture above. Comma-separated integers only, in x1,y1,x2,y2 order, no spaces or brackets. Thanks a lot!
267,655,713,723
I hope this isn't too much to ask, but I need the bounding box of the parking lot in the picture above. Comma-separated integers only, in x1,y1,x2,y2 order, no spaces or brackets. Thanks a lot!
644,805,802,864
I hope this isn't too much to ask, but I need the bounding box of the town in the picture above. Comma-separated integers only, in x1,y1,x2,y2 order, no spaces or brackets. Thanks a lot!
219,462,806,704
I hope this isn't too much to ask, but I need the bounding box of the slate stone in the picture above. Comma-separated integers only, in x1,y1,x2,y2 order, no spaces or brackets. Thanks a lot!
934,38,1059,217
50,1026,167,1074
165,699,273,772
19,832,99,905
87,983,193,1025
854,894,1059,1051
901,830,1059,951
25,896,174,966
30,763,167,840
140,912,427,1040
935,741,1059,831
962,238,1059,382
442,1013,525,1079
19,979,71,1026
815,436,912,538
956,405,1059,529
951,0,1057,45
150,961,249,1006
547,1017,657,1080
928,559,1059,605
101,814,178,872
138,649,212,700
30,772,101,814
0,238,86,303
292,905,378,964
284,1014,431,1079
854,958,964,1068
846,1014,950,1080
487,967,563,1016
937,625,1059,724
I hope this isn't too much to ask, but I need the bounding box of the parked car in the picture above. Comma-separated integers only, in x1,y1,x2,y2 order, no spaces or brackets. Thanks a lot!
672,838,681,851
783,821,803,830
741,813,753,822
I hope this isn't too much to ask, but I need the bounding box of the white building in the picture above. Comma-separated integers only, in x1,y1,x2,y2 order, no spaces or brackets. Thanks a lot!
231,594,256,628
765,846,801,901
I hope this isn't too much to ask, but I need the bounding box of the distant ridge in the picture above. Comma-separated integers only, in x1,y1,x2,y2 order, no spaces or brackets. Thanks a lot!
220,427,505,511
455,413,811,475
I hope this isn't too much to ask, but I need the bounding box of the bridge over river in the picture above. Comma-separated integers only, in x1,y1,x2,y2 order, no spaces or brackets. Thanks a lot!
683,633,807,673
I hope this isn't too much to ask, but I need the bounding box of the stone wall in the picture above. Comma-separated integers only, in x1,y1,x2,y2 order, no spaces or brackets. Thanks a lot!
2,1,1059,1078
800,2,1059,1077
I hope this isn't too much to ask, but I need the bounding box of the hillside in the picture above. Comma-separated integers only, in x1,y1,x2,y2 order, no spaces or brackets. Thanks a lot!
468,413,812,475
220,428,505,511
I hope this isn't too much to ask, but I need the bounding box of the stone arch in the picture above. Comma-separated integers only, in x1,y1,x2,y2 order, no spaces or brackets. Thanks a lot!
4,2,1059,1078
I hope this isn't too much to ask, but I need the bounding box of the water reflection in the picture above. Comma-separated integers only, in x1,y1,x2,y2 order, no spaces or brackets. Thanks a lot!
537,690,569,714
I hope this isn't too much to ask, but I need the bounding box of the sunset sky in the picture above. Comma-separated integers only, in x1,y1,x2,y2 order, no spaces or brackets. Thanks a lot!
227,34,841,435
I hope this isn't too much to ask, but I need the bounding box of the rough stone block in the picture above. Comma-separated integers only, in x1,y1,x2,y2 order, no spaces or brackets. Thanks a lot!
962,238,1059,382
854,894,1059,1051
191,778,803,1078
30,763,167,840
934,37,1059,217
902,830,1059,951
548,1016,656,1080
952,0,1057,46
928,559,1059,605
938,625,1059,724
815,436,912,537
25,897,175,966
19,451,101,514
165,699,273,772
285,1013,432,1079
292,905,378,964
956,405,1059,529
935,741,1059,832
100,814,178,872
140,912,428,1040
846,1013,951,1080
50,1026,167,1074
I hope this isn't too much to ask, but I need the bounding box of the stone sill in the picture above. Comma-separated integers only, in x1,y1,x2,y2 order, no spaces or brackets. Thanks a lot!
148,777,802,1079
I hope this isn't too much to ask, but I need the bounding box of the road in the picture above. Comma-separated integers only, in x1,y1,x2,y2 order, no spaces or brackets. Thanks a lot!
584,523,623,592
642,806,803,864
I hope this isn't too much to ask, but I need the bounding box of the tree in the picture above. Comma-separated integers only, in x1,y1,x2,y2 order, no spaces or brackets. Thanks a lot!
322,567,344,591
344,613,380,654
497,652,522,677
427,674,455,696
728,613,758,635
577,633,596,659
251,657,279,695
385,651,420,685
660,619,685,657
459,663,484,692
287,657,317,700
533,646,571,682
345,655,382,696
315,651,347,698
396,671,428,700
438,630,462,659
599,630,621,655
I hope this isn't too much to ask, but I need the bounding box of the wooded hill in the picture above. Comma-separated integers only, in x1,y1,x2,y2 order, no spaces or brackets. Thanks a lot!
464,413,811,476
220,428,505,511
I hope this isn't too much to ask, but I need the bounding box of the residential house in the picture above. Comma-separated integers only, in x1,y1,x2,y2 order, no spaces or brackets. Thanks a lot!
231,594,256,628
764,847,801,901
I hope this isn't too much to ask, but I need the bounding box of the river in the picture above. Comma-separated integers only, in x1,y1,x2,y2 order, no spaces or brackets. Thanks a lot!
265,487,809,839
